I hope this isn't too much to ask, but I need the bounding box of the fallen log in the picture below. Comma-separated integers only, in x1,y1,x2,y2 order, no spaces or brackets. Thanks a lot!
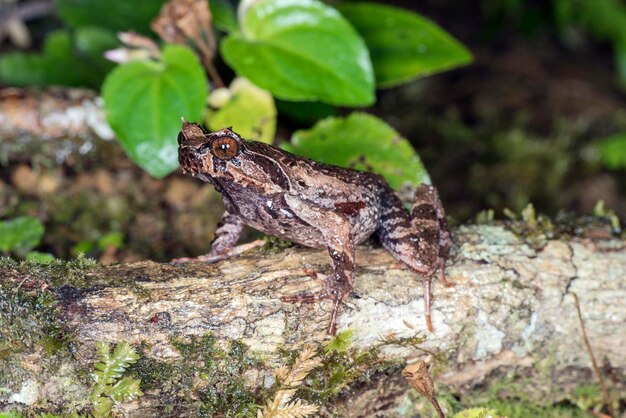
0,224,624,416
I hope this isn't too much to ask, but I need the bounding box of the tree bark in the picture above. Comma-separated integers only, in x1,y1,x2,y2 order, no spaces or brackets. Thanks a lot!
1,225,625,416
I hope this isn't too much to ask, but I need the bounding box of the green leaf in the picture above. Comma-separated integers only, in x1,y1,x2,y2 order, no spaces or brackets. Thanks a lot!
207,77,276,143
92,397,114,418
0,216,44,253
286,113,430,190
98,232,124,250
452,408,499,418
211,0,238,33
616,42,626,87
598,132,626,169
338,3,472,88
25,251,56,264
90,341,143,417
324,329,354,353
109,377,144,404
0,411,23,418
56,0,166,34
221,0,374,106
276,99,337,124
102,45,208,178
0,28,117,88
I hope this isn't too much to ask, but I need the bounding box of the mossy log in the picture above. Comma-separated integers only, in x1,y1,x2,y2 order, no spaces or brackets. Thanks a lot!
1,225,625,416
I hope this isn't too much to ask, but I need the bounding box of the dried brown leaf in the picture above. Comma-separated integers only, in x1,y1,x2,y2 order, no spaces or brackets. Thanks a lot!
402,361,445,418
275,400,319,417
151,0,214,56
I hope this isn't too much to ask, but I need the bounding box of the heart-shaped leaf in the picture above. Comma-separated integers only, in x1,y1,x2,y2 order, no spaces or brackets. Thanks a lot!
221,0,374,106
338,3,472,88
286,113,430,190
102,45,208,178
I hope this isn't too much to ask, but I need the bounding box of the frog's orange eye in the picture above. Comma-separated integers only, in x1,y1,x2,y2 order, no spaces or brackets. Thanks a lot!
210,136,239,160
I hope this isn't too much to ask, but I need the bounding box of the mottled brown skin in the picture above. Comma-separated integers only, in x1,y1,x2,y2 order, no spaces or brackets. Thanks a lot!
177,122,451,334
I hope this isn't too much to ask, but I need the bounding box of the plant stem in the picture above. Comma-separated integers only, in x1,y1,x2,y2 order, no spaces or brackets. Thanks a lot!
201,54,225,88
572,292,615,418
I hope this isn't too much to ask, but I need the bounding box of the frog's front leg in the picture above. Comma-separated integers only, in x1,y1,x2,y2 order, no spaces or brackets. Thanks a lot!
281,197,355,335
376,185,450,332
209,211,245,256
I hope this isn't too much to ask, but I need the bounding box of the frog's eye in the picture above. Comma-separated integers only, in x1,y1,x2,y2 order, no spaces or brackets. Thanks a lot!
210,136,239,160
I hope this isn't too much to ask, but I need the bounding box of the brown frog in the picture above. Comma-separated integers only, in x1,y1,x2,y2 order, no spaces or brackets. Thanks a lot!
177,121,451,334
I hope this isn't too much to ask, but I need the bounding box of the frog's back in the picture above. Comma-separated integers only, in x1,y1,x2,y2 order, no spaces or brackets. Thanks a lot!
240,140,388,244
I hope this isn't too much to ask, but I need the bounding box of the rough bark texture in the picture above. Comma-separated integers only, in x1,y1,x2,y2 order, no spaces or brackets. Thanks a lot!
1,225,625,416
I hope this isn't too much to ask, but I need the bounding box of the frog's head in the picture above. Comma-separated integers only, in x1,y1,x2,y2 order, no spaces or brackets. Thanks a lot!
178,120,243,177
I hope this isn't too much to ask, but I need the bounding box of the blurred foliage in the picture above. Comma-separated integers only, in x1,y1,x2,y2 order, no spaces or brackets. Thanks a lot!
55,0,167,34
0,216,43,254
597,132,626,169
210,0,238,33
0,28,117,88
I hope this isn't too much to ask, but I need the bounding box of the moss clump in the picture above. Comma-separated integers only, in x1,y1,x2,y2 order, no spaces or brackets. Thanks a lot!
501,202,624,248
0,274,74,398
277,331,405,405
476,399,593,418
259,235,295,254
0,255,98,289
129,334,263,417
0,256,153,298
0,280,68,361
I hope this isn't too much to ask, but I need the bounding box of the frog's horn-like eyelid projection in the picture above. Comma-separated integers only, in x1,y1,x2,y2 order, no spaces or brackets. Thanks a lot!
179,120,209,146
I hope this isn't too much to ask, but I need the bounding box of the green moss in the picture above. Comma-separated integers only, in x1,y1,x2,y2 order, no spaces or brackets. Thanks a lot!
0,256,152,298
500,202,625,246
259,235,295,254
291,342,404,404
477,399,593,418
0,273,76,398
0,255,98,288
129,334,263,417
0,279,68,362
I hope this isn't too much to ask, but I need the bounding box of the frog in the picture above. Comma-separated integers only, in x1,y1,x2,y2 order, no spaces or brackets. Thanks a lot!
177,120,451,335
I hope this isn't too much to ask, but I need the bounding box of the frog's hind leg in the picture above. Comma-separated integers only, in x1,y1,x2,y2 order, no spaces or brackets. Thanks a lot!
281,205,355,335
413,184,452,287
375,187,443,332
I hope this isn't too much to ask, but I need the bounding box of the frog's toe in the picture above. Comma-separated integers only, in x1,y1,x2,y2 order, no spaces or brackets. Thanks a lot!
281,290,329,304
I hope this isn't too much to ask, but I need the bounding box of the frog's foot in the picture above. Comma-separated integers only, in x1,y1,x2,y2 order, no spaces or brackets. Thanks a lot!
171,239,265,264
438,267,455,288
302,269,332,284
282,281,349,335
281,289,329,304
